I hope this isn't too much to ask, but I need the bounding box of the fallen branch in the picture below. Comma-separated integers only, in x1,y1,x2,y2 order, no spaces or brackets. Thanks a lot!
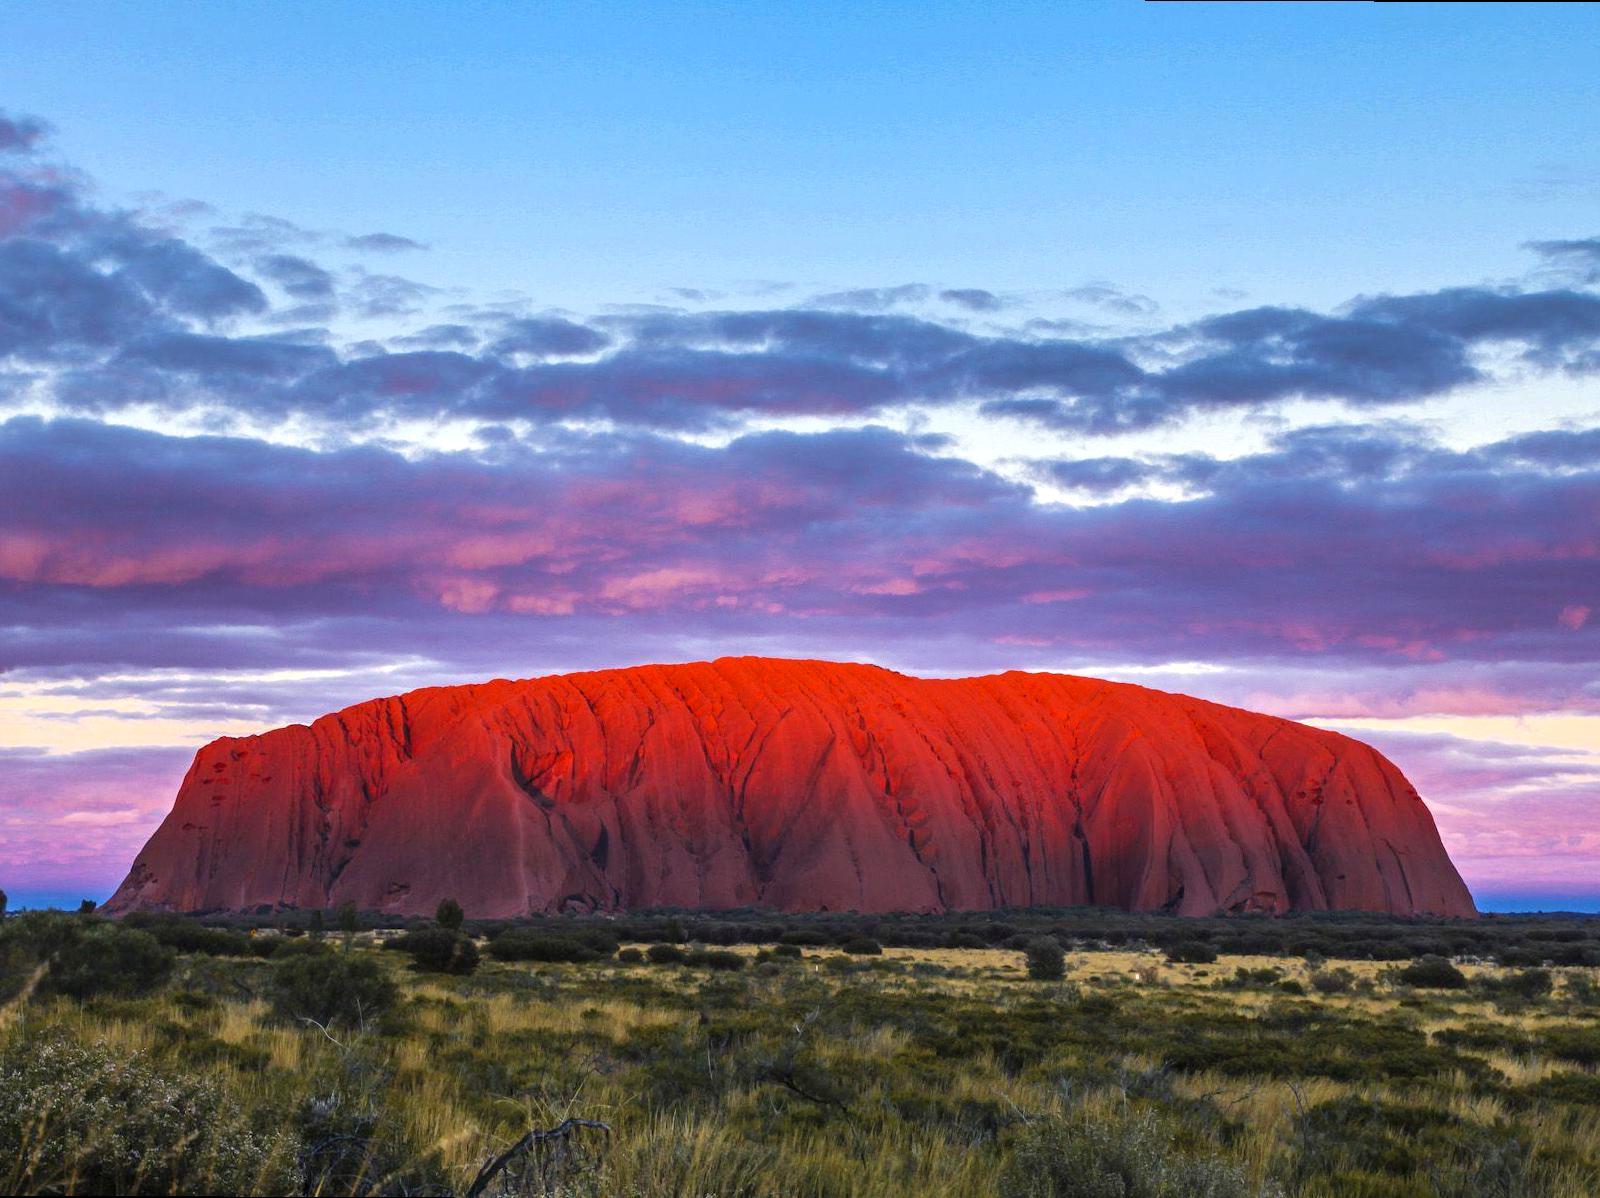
465,1118,612,1198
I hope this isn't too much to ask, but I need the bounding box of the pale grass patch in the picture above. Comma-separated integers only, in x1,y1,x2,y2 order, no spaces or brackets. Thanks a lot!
215,999,267,1044
1491,1052,1562,1086
398,1070,481,1175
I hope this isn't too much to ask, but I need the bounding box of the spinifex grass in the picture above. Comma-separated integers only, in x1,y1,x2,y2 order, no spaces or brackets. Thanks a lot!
2,932,1598,1196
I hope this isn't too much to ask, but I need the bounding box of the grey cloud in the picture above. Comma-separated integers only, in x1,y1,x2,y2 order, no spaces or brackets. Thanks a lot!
1525,236,1600,284
254,253,335,301
0,111,49,154
939,288,1004,312
345,232,427,253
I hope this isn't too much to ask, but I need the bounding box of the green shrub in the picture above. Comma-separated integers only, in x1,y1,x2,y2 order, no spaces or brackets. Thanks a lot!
1541,1027,1600,1068
1025,937,1066,981
647,943,686,965
1476,967,1553,1004
999,1109,1258,1197
617,947,645,964
388,926,478,975
771,943,803,959
122,914,253,955
684,949,745,971
842,936,883,956
435,897,464,932
1398,955,1468,990
271,937,328,960
779,930,831,947
1164,941,1218,965
488,930,602,963
269,951,397,1029
0,1034,295,1196
1309,967,1356,994
49,925,174,1000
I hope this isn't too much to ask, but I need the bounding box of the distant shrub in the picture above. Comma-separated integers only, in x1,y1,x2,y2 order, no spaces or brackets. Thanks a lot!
46,924,176,1000
269,951,396,1028
770,943,803,959
1310,967,1357,995
1398,955,1468,990
0,915,176,1002
999,1109,1256,1197
617,947,644,964
0,1035,295,1196
1567,972,1600,1006
947,931,988,950
1541,1027,1600,1068
684,949,745,971
647,943,686,965
779,930,831,947
434,898,465,932
487,931,603,963
271,937,328,960
842,936,883,956
1024,937,1066,981
388,927,478,975
1164,940,1218,965
575,927,621,955
124,916,255,958
1476,967,1553,1003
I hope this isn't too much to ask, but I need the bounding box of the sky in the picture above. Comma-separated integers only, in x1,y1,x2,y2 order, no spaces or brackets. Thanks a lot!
1,2,1598,912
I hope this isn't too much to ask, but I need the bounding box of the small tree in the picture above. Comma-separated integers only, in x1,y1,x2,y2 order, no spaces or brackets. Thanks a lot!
1399,954,1468,990
389,926,478,975
45,925,175,1000
0,889,8,918
335,901,360,949
308,909,325,940
1024,936,1066,981
435,897,464,932
270,951,396,1029
77,899,97,915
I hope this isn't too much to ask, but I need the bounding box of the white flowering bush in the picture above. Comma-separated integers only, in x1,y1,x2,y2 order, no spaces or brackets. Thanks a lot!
0,1034,296,1195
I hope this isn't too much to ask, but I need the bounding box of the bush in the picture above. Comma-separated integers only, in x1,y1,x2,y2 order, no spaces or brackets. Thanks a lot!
617,947,644,964
271,937,327,960
125,916,255,958
1477,967,1553,1003
487,931,603,963
685,949,745,971
0,915,180,1002
1398,955,1468,990
1025,937,1066,981
1309,967,1357,995
647,943,686,965
842,936,883,956
435,898,465,932
388,927,478,975
269,951,397,1028
771,943,803,959
0,1034,296,1196
779,930,831,947
1164,941,1218,965
999,1109,1257,1197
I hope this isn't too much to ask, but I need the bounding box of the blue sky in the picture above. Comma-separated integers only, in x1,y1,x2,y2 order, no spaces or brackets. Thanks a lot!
2,4,1599,912
6,2,1598,312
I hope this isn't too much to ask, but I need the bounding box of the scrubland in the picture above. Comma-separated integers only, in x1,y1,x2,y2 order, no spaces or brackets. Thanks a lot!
2,909,1598,1196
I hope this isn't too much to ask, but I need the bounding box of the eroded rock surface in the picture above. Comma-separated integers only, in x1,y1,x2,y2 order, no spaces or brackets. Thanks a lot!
106,658,1476,917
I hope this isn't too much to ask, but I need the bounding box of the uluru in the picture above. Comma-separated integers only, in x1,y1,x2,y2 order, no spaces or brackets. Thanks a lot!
105,658,1476,919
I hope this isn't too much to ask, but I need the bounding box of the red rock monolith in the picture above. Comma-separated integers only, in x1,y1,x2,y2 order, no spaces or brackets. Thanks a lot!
105,658,1476,918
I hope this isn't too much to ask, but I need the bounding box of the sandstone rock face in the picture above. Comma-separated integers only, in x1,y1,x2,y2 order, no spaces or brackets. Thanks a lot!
106,658,1476,918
